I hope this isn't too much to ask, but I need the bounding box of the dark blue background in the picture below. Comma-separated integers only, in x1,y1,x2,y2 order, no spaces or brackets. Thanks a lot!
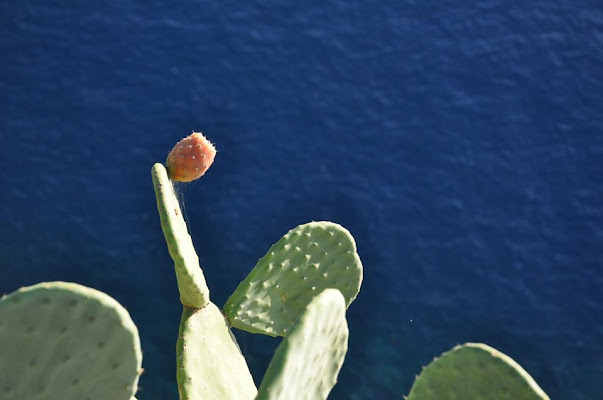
1,1,601,398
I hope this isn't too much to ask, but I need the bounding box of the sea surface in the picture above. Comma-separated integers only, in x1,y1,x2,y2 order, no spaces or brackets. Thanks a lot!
1,1,601,399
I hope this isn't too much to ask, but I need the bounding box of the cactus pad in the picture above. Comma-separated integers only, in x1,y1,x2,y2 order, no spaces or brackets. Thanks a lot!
256,289,349,400
152,162,210,308
176,303,257,400
223,221,362,336
0,282,142,400
407,343,550,400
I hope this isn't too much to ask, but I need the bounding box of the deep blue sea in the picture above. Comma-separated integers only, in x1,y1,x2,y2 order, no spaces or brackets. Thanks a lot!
1,1,601,399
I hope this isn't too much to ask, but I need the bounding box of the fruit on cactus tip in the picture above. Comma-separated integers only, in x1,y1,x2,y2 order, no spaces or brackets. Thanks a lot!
166,132,216,182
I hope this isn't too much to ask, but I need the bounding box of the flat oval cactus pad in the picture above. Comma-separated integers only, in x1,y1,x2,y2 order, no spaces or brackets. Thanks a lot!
407,343,550,400
0,282,142,400
223,221,362,337
176,303,257,400
152,162,210,308
255,289,349,400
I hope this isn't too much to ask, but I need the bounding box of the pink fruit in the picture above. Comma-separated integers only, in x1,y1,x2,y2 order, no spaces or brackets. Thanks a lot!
166,132,216,182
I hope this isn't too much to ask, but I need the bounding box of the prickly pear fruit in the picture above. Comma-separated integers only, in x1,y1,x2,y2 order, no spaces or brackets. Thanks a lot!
166,132,216,182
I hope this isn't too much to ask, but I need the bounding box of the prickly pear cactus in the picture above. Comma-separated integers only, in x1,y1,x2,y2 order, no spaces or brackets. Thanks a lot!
0,282,142,400
153,136,362,400
256,289,349,400
223,221,362,337
407,343,550,400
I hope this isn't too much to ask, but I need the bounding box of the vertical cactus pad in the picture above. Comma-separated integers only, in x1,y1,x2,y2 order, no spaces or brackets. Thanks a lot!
0,282,142,400
223,221,362,337
256,289,348,400
407,343,550,400
176,303,257,400
152,162,210,308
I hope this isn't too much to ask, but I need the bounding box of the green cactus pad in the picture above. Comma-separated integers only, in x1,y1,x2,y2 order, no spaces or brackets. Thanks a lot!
176,302,257,400
223,221,362,337
407,343,550,400
0,282,142,400
152,162,210,308
256,289,348,400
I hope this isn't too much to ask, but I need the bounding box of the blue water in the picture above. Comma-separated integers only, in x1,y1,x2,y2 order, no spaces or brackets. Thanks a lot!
1,1,601,398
